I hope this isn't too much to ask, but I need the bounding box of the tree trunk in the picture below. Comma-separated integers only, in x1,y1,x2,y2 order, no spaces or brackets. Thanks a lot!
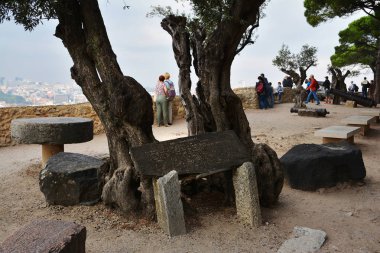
280,68,306,108
162,1,284,207
161,15,205,136
54,0,155,215
374,45,380,103
330,67,350,105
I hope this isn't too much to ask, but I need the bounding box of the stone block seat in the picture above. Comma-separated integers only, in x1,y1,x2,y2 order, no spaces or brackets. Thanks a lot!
359,110,380,123
11,117,93,166
314,125,361,144
40,152,107,206
280,142,366,191
341,115,377,136
0,219,86,253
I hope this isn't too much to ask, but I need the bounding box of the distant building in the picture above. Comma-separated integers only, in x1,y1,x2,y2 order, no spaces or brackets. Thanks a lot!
53,94,69,105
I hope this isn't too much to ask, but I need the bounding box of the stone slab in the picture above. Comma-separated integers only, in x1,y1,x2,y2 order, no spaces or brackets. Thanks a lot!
0,219,86,253
315,125,360,139
359,110,380,117
153,170,186,237
233,162,261,227
131,130,250,177
342,115,376,125
359,110,380,122
345,100,357,108
11,117,93,144
277,226,326,253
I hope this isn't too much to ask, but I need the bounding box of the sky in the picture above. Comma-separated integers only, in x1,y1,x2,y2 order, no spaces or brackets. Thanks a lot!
0,0,370,92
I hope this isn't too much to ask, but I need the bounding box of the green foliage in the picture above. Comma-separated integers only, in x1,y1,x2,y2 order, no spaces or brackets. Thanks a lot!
272,44,318,71
304,0,380,26
331,16,380,71
0,0,56,31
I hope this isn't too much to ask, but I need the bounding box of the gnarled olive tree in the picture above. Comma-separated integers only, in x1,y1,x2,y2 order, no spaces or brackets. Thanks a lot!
1,0,156,215
272,44,318,108
160,0,283,207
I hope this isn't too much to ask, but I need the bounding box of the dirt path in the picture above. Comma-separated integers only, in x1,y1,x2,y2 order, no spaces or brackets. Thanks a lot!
0,103,379,252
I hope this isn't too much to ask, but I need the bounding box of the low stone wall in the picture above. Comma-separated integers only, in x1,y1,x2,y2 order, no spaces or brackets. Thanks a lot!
0,88,296,147
234,88,259,109
282,87,297,103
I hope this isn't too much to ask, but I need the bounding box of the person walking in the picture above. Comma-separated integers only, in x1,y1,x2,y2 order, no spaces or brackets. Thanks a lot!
304,74,320,105
155,75,169,127
361,77,369,98
163,72,176,125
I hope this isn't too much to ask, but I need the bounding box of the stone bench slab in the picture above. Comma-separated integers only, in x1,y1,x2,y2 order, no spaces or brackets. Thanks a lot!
130,130,250,177
341,115,376,125
315,126,360,139
0,219,86,253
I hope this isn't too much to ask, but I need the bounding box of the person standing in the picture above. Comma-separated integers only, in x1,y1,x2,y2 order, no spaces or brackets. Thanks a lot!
163,72,176,125
361,77,369,98
323,76,331,104
155,75,169,127
369,80,375,100
305,74,320,105
267,82,274,108
276,81,284,103
256,76,268,109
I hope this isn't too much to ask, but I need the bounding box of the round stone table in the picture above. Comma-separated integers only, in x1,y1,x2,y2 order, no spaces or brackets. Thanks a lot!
11,117,94,166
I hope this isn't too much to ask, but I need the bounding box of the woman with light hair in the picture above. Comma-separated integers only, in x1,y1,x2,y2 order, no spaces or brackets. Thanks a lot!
163,72,176,125
155,75,169,127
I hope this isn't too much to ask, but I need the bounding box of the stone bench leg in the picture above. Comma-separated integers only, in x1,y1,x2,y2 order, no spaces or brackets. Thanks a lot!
153,170,186,237
42,144,64,167
348,124,370,136
233,162,262,227
322,136,354,144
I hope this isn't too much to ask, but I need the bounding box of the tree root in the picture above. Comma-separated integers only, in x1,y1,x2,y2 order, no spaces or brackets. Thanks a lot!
252,143,284,207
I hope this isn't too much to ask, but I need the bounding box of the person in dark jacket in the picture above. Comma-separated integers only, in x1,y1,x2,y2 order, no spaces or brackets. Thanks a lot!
323,76,331,104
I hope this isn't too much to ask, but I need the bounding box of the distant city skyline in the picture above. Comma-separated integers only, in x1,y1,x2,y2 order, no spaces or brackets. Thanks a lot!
0,0,371,92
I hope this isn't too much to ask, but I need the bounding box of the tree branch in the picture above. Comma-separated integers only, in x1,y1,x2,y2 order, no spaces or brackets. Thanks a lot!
235,19,259,55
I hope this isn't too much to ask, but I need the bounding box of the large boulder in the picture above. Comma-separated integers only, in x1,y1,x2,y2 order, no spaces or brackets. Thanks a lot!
280,142,366,191
40,152,108,206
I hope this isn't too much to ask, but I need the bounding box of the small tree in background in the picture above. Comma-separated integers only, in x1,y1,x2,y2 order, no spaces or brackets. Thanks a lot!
304,0,380,103
272,44,318,108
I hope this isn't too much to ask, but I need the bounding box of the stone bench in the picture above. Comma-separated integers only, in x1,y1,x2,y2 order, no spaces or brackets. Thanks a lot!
130,131,261,236
359,110,380,123
314,125,361,144
11,117,93,166
341,115,377,135
0,220,86,253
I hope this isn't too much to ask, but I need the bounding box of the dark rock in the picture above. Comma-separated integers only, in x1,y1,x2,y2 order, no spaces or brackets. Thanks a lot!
0,219,86,253
40,152,108,206
280,141,366,191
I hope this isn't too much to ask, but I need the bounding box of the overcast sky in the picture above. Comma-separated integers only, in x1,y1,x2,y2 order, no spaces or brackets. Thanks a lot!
0,0,369,91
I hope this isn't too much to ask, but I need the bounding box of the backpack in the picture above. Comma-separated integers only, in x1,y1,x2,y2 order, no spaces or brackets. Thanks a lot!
165,80,176,100
256,82,264,94
315,81,320,90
